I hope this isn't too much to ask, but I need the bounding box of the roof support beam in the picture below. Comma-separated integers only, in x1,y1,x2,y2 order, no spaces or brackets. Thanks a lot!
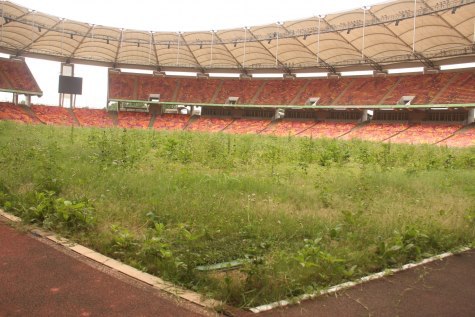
150,32,161,70
178,33,205,73
18,19,62,55
0,11,31,27
322,17,383,71
367,11,435,68
212,33,246,72
420,0,473,45
247,29,292,74
280,24,336,73
68,24,94,61
113,29,124,67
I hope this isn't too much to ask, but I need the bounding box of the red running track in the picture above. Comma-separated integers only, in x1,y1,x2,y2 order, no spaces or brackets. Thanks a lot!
0,222,211,317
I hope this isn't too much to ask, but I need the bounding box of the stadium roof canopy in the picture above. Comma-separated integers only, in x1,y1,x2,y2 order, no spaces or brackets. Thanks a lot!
0,0,474,74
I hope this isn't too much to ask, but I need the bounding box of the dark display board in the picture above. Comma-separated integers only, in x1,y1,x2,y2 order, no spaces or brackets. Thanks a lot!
58,75,83,94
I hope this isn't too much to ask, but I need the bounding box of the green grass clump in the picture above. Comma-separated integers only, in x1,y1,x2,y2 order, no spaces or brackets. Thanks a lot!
0,121,474,307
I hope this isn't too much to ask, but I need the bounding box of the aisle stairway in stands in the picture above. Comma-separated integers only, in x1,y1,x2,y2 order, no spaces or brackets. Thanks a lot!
298,121,358,138
341,122,411,142
224,119,271,134
31,105,77,126
0,102,39,123
117,111,151,129
186,117,234,132
108,70,475,106
387,123,464,144
153,114,190,131
73,108,115,127
261,119,316,136
0,105,472,147
437,124,475,147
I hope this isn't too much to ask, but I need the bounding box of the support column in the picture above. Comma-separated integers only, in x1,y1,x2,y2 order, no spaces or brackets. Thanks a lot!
361,109,369,122
468,108,474,124
59,63,76,108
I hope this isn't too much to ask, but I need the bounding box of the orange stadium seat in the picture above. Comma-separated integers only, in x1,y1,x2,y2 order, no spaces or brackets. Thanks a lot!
136,76,178,101
186,117,234,132
117,111,152,129
337,77,399,105
383,73,456,105
31,105,77,126
108,72,137,100
255,79,306,105
438,126,475,147
0,58,41,93
298,121,357,138
261,119,316,136
297,78,353,105
0,102,39,124
214,79,263,104
433,72,475,104
176,78,221,103
341,122,409,142
153,114,190,131
224,118,271,134
73,108,115,127
388,123,463,145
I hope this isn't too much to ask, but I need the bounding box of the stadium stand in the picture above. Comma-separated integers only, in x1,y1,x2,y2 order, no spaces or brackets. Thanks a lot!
136,76,178,102
342,122,410,142
0,58,42,94
186,117,234,132
296,78,353,105
382,73,456,105
31,105,77,126
108,72,137,100
255,79,306,105
261,119,316,136
117,111,152,129
73,108,115,127
0,102,39,124
298,121,358,138
388,123,463,144
224,119,271,134
176,78,221,103
439,125,475,147
153,114,190,131
108,70,475,107
202,79,263,105
2,68,474,147
433,72,475,104
337,77,399,105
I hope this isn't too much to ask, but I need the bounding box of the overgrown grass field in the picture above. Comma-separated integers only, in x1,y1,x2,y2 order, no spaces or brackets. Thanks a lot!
0,121,474,307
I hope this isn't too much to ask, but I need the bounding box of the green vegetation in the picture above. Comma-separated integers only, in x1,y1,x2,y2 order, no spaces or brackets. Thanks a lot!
0,121,474,307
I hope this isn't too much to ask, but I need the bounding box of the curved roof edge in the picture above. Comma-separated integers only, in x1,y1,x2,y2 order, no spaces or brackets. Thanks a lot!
0,0,474,73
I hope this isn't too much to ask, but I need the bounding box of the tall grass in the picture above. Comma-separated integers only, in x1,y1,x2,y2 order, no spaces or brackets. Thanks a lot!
0,121,474,307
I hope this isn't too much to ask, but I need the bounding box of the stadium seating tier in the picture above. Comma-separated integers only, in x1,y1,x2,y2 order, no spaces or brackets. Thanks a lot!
31,105,77,126
186,117,234,132
0,58,42,93
0,102,39,124
73,108,115,127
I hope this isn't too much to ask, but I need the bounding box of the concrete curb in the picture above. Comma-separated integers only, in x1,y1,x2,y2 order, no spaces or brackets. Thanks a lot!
3,208,471,314
0,209,221,310
249,246,471,313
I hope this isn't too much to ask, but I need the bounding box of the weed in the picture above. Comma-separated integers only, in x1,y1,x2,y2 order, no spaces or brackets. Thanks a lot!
0,121,474,307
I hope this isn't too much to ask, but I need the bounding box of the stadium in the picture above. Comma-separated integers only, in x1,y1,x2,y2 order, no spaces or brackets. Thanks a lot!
0,0,474,315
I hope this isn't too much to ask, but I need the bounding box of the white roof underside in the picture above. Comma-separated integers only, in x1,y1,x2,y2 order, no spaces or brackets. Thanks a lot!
0,0,474,73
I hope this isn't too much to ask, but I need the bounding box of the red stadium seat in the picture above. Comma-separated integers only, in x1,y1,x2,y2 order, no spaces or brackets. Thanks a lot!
73,108,115,127
31,105,77,126
186,117,234,132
